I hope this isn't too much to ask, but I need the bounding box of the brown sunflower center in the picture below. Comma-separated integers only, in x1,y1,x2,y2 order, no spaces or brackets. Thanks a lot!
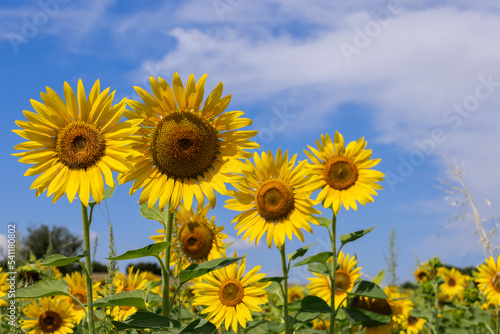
447,277,457,287
492,272,500,292
218,279,244,306
38,310,62,332
351,297,392,316
417,271,428,282
324,157,358,190
179,221,214,261
407,315,418,326
335,272,350,292
255,180,295,221
72,291,87,310
151,111,219,179
56,121,106,170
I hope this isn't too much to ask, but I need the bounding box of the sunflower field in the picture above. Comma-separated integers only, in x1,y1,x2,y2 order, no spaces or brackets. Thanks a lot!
3,73,499,334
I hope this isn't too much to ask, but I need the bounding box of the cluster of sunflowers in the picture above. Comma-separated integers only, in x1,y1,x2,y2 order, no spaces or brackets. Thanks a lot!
5,73,500,333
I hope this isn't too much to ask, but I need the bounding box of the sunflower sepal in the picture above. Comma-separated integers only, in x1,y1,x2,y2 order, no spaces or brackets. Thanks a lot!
88,185,116,209
107,242,170,261
316,216,333,229
40,252,88,267
339,226,376,248
111,311,181,331
178,256,243,284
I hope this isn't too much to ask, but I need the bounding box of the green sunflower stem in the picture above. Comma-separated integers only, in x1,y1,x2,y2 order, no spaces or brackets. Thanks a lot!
81,202,96,334
279,243,290,334
329,210,337,334
162,204,175,318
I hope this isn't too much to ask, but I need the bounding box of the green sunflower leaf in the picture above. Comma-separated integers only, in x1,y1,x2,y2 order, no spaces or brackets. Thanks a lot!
89,185,116,208
344,307,391,326
258,276,287,283
264,281,282,296
371,269,385,285
293,251,333,267
349,280,388,299
179,256,243,284
15,279,71,299
307,263,331,276
92,290,149,310
339,226,376,247
287,243,317,262
107,242,170,261
112,311,181,330
179,319,217,334
316,217,333,229
300,295,334,313
40,252,87,267
140,203,168,224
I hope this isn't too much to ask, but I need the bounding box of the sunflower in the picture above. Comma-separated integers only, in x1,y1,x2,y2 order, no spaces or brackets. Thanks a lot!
22,297,75,334
312,317,330,330
110,266,148,320
308,250,361,309
414,262,433,284
288,285,305,303
118,73,258,212
304,132,384,214
192,254,270,331
402,313,426,334
225,149,320,248
12,80,140,206
438,267,465,299
63,271,101,324
383,286,414,331
475,255,500,306
350,294,401,334
150,203,227,273
0,268,9,307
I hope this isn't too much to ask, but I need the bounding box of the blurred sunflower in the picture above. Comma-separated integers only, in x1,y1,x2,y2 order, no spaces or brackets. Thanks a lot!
12,80,140,206
225,149,320,248
63,271,101,324
118,73,258,211
288,285,305,303
402,314,426,334
308,250,361,309
0,268,8,307
438,267,465,299
110,266,148,320
22,297,75,334
414,262,433,283
192,254,270,331
151,203,227,273
304,132,384,214
312,317,330,330
475,255,500,305
383,286,414,331
351,294,401,334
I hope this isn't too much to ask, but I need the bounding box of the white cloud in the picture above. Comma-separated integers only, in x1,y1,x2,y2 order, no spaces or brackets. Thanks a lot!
0,234,6,260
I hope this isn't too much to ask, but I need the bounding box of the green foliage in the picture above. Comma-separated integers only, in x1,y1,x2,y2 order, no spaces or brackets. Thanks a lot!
21,224,83,261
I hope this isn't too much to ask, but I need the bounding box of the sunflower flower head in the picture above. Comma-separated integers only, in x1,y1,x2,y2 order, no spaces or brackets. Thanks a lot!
475,255,500,306
150,203,227,273
63,271,101,324
0,268,9,307
22,297,76,334
438,267,466,299
118,73,259,212
225,149,321,248
12,80,140,206
305,131,384,214
308,250,361,309
192,253,270,331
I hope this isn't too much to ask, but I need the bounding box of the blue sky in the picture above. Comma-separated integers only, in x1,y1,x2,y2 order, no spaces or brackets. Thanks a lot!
1,0,500,284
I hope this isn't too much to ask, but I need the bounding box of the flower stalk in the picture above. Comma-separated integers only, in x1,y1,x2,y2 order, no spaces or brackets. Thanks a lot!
279,244,290,334
329,210,337,334
162,205,175,318
81,202,96,334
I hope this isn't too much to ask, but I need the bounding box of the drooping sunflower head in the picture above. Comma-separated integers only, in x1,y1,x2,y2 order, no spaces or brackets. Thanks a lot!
351,294,400,334
308,250,361,309
304,131,384,214
150,203,227,272
225,149,321,248
192,254,270,332
475,255,500,306
12,80,140,206
119,73,259,212
22,297,75,334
